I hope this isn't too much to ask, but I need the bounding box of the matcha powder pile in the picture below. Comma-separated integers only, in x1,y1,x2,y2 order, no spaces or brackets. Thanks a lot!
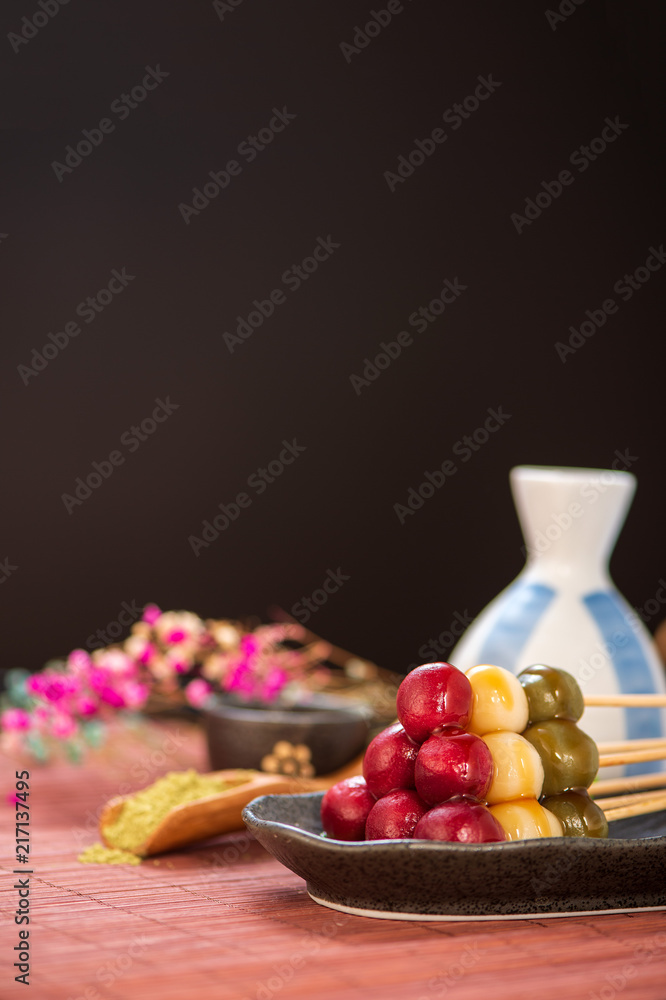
78,769,230,865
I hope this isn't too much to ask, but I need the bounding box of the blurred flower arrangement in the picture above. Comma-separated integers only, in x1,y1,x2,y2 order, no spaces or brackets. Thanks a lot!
0,604,341,762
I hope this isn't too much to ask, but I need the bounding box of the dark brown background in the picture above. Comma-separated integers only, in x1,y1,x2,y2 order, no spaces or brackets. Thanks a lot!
1,0,665,678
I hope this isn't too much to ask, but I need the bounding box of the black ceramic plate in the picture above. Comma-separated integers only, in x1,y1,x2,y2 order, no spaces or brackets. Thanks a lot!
242,792,666,920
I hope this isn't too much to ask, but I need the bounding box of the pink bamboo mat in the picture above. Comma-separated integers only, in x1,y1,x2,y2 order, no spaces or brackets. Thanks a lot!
2,719,665,999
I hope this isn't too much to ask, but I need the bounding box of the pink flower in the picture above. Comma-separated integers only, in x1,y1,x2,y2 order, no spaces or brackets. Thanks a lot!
124,635,155,665
137,641,155,665
67,649,92,673
1,708,31,732
51,713,78,739
98,686,125,708
42,677,71,703
262,668,289,701
95,649,134,676
142,604,162,625
240,635,259,657
185,678,212,708
224,658,250,693
166,629,187,644
77,697,98,717
121,682,149,709
26,674,45,696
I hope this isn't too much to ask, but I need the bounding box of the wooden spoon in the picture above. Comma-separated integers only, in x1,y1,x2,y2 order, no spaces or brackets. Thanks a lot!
99,753,364,857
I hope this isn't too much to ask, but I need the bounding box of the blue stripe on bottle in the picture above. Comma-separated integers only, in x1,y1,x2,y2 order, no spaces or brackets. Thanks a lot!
477,582,556,668
583,590,664,775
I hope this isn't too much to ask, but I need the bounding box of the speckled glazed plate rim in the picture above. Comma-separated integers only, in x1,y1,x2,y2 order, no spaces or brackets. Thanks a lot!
242,792,666,921
306,897,666,922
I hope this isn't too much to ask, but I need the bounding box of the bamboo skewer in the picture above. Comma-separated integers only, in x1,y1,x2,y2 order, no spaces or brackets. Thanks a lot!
596,737,666,754
603,792,666,823
590,771,666,797
585,700,666,817
598,747,666,768
585,699,666,807
584,693,666,707
594,789,666,812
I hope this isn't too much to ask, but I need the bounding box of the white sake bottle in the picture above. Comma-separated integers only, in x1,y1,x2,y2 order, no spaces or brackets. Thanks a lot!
450,465,666,774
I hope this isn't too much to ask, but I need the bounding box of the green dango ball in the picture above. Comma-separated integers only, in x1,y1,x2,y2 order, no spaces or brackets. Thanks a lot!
522,719,598,796
541,789,608,839
518,665,585,725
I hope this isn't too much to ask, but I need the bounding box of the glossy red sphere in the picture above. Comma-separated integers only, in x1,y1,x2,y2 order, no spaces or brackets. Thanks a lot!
414,731,494,805
396,662,473,743
363,722,419,798
413,798,506,844
365,789,428,840
320,776,376,841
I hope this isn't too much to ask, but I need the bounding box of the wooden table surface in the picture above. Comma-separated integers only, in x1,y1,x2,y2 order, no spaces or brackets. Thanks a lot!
2,719,665,1000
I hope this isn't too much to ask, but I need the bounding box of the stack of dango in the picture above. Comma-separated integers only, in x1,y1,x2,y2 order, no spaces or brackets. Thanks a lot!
321,661,610,843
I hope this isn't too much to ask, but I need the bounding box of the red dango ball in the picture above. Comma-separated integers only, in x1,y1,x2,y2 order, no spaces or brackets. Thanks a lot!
413,797,506,844
396,662,473,744
365,789,428,840
415,731,494,805
320,776,375,841
362,722,419,798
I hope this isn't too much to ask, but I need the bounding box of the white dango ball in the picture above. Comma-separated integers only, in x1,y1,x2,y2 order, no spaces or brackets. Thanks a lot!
489,799,563,841
465,664,530,736
481,731,544,804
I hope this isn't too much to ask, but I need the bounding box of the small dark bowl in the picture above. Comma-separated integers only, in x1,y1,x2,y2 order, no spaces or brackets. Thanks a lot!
204,694,369,773
242,792,666,920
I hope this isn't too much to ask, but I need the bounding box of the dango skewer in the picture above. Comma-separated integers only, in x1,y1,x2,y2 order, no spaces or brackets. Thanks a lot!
321,660,666,844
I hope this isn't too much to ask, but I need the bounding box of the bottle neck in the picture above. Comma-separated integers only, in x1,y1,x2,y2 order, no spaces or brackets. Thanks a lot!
510,466,636,590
